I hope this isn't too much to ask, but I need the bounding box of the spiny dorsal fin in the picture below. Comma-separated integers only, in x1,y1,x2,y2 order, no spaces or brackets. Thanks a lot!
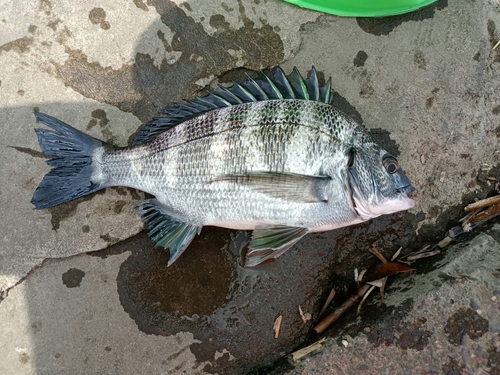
131,66,335,146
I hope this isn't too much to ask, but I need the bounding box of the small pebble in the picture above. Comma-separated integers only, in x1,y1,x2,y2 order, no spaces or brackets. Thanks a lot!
470,299,480,310
341,340,348,347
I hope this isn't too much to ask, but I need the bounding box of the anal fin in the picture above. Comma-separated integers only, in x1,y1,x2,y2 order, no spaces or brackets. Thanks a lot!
137,199,201,266
246,226,308,267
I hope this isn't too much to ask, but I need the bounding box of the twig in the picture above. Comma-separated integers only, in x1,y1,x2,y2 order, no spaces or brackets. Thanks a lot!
292,337,326,361
357,285,376,314
313,284,371,334
274,315,282,339
318,288,336,317
368,246,387,263
464,195,500,211
390,247,402,261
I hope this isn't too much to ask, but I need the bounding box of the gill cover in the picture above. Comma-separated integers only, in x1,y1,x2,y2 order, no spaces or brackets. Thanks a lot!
348,143,415,220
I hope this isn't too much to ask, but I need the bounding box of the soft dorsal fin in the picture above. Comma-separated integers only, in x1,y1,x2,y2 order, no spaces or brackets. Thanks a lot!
131,66,335,146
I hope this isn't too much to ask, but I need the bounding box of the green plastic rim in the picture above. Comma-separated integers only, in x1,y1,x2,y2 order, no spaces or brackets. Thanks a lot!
283,0,438,17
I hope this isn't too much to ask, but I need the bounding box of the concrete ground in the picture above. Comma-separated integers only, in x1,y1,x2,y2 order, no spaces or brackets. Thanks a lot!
0,0,499,373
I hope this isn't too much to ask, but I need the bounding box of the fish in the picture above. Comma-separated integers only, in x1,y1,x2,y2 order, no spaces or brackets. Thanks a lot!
31,66,415,266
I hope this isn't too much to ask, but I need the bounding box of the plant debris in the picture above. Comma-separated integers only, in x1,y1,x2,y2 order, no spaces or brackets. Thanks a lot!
291,337,326,361
313,284,371,334
360,262,414,283
298,305,312,324
318,288,336,317
306,194,500,356
273,315,282,339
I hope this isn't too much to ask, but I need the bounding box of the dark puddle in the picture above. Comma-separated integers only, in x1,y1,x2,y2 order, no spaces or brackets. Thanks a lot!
88,207,434,374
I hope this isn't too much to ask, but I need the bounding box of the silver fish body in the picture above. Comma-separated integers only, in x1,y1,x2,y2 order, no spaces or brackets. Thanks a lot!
32,67,415,266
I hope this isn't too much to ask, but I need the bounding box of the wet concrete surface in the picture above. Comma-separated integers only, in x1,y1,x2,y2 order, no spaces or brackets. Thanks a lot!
1,0,500,373
89,204,493,374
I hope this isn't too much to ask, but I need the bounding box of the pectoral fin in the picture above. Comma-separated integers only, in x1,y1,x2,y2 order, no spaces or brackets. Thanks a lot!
137,199,201,266
245,226,308,267
212,172,330,203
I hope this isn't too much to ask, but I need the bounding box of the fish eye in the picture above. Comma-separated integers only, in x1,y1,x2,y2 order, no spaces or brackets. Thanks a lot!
383,156,399,174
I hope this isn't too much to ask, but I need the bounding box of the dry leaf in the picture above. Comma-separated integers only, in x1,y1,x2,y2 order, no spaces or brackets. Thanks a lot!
361,262,414,282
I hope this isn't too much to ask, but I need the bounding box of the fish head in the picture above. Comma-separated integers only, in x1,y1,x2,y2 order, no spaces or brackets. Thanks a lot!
348,142,415,220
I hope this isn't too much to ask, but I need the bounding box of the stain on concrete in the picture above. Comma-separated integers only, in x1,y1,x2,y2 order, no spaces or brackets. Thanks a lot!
28,25,38,34
31,321,43,333
9,146,46,159
17,89,25,96
493,105,500,115
19,352,30,364
47,19,61,32
487,345,500,374
488,19,497,47
357,70,374,98
113,200,126,214
414,51,427,69
107,200,431,373
89,7,110,30
86,109,115,143
47,191,105,231
100,233,120,244
444,307,489,345
356,0,448,36
111,186,142,200
133,0,149,12
54,1,284,124
363,300,432,350
0,37,34,54
117,228,235,320
353,51,368,67
62,268,85,288
442,357,464,375
82,225,90,233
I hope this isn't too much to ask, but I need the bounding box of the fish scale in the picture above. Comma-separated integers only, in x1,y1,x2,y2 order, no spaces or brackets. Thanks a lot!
31,67,415,266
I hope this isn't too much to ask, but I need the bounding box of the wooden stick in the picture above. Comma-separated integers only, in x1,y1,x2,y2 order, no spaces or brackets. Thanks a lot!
292,338,326,361
464,195,500,211
314,284,371,334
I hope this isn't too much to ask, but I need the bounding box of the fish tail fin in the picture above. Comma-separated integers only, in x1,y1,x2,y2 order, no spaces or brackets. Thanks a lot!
31,112,110,209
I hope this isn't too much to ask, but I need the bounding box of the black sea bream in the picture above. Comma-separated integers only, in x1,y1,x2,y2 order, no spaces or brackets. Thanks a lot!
31,67,415,266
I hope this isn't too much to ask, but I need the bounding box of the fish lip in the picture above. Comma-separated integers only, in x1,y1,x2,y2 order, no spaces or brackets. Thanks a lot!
397,185,417,197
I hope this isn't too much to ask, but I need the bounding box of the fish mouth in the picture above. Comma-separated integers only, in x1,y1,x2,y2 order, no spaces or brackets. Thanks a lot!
397,185,417,198
349,178,416,220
